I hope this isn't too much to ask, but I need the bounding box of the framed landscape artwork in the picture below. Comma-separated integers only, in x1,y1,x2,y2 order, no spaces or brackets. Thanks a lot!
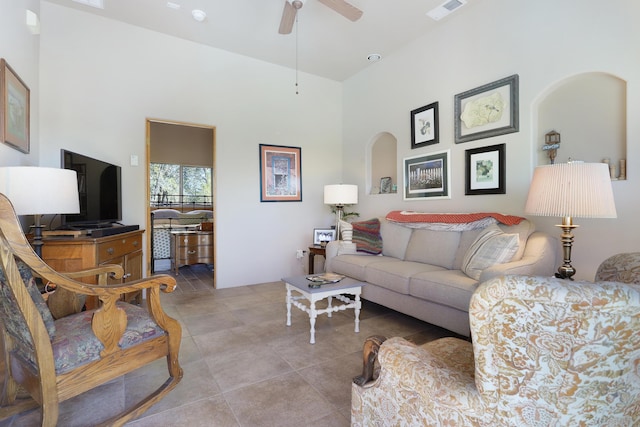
0,59,30,153
259,144,302,202
410,102,439,149
465,143,505,195
403,149,450,200
454,74,518,144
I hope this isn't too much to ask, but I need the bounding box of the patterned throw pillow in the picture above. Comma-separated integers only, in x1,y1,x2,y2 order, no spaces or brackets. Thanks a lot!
462,224,519,280
0,259,56,340
352,218,383,255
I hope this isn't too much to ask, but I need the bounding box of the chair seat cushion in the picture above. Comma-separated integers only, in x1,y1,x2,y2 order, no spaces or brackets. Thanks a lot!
51,302,165,374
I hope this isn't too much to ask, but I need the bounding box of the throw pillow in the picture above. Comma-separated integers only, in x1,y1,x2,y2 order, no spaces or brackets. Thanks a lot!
0,259,56,340
462,224,519,280
352,218,383,255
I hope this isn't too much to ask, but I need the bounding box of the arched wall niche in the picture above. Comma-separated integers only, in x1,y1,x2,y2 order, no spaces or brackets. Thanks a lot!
535,72,627,179
368,132,398,194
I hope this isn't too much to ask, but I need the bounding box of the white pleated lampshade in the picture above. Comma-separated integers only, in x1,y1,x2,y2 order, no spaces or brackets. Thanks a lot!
525,162,617,218
0,167,80,216
324,184,358,205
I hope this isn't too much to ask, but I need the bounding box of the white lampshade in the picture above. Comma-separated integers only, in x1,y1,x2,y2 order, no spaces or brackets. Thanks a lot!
525,162,616,218
0,167,80,216
324,184,358,206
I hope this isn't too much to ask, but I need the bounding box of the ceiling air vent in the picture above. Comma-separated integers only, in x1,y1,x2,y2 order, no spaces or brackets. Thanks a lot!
426,0,467,21
71,0,105,9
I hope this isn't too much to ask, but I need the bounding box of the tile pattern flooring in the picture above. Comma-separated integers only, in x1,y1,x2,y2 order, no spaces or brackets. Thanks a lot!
3,265,460,426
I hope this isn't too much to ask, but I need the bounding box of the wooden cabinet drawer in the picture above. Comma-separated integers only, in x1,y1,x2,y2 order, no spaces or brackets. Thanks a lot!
97,234,142,262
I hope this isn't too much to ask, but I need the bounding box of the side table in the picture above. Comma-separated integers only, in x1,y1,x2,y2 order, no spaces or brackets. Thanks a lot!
308,245,326,274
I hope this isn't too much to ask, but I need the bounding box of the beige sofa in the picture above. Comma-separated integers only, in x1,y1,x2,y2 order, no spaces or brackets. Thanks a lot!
325,215,557,337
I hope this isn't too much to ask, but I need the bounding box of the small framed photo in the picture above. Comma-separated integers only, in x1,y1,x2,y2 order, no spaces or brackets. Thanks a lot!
403,149,450,200
380,176,392,194
259,144,302,202
410,102,439,149
313,228,336,245
465,143,505,195
454,74,518,144
0,59,30,153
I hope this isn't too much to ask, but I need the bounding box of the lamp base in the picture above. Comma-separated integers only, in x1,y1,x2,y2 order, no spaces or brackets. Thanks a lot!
555,218,578,281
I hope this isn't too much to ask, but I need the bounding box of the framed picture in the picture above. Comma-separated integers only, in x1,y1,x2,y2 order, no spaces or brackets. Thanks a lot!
259,144,302,202
465,143,505,195
313,228,335,245
0,59,30,153
403,149,450,200
380,176,392,194
410,102,439,149
454,74,518,144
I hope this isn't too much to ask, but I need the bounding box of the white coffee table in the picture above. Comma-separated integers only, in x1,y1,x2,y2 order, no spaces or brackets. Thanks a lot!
282,275,365,344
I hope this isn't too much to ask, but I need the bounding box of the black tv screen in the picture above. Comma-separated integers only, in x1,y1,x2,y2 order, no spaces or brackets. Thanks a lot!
61,149,122,227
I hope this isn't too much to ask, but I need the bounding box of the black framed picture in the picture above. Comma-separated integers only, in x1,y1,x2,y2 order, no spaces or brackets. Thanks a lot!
410,102,439,149
454,74,519,144
465,143,505,195
403,149,450,200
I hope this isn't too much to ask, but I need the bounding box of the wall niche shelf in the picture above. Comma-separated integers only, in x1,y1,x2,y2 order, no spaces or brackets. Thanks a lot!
536,72,627,178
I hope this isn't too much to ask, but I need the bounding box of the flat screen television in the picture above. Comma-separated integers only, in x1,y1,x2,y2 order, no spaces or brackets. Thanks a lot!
61,149,122,228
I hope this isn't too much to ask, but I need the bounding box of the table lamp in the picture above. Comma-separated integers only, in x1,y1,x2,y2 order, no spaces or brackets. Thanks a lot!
324,184,358,239
524,162,616,280
0,167,80,257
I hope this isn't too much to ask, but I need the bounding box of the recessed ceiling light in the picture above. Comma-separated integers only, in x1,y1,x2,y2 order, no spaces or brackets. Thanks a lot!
367,53,382,62
192,9,206,22
166,2,181,10
71,0,104,9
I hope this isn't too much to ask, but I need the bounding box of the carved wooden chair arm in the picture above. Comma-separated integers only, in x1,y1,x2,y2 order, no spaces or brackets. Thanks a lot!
353,335,387,386
61,264,125,284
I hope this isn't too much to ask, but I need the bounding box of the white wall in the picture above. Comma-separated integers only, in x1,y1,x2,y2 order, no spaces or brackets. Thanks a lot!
37,3,342,287
0,0,40,166
342,0,640,281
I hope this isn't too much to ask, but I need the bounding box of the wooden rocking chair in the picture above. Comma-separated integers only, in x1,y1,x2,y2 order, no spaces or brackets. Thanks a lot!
0,193,183,426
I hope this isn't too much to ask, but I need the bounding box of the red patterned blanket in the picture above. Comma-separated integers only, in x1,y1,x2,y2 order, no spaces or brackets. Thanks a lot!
385,211,525,226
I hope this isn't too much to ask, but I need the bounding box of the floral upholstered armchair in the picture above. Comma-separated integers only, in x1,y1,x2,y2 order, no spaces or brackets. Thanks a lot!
595,252,640,284
351,274,640,426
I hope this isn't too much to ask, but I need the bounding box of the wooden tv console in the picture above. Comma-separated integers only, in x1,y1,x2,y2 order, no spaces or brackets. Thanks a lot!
41,230,144,309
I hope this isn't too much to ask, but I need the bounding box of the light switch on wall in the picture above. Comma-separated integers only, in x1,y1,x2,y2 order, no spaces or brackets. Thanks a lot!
130,154,139,166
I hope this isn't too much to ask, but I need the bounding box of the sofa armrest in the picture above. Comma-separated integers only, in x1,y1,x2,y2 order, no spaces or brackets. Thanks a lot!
479,231,557,282
325,240,357,272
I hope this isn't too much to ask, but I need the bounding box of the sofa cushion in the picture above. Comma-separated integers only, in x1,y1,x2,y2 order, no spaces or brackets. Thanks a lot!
330,254,396,281
409,270,479,312
352,219,383,254
404,229,461,269
366,261,446,295
462,224,519,280
380,219,413,260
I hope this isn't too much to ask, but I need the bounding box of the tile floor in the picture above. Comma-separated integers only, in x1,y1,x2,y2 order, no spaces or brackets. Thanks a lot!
3,265,460,427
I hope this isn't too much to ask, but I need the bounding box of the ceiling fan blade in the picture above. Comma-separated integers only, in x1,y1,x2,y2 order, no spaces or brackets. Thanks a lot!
279,1,297,34
317,0,363,21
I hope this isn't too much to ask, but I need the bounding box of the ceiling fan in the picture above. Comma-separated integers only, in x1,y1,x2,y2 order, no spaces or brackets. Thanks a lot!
278,0,363,34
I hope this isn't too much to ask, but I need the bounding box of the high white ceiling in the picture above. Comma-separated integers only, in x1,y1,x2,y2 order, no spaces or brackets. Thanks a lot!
42,0,480,81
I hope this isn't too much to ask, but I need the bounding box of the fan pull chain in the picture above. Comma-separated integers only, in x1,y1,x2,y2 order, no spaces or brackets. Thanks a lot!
295,13,299,95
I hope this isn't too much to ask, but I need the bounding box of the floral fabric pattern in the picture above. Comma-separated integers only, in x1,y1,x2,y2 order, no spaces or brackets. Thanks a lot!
0,259,56,342
352,274,640,426
595,252,640,284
